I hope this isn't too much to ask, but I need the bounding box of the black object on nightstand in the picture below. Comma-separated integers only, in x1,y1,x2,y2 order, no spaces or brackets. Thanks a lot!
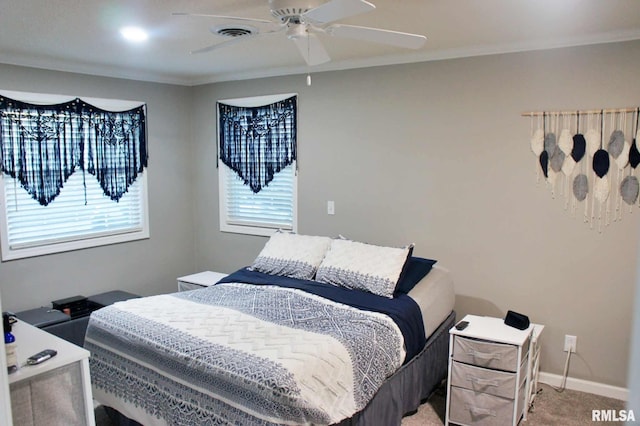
52,295,90,318
504,310,530,330
454,320,469,331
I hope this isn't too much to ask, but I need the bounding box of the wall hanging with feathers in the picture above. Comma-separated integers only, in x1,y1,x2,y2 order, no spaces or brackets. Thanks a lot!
524,107,640,232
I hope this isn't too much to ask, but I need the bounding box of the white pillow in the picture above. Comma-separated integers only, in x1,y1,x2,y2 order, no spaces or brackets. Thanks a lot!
315,239,411,298
251,232,332,280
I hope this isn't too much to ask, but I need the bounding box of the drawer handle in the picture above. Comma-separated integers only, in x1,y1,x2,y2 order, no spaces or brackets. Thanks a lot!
467,375,499,387
466,405,496,417
468,350,502,360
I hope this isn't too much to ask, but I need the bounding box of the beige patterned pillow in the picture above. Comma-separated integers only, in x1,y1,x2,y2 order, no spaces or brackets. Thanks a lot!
315,239,411,298
251,232,332,280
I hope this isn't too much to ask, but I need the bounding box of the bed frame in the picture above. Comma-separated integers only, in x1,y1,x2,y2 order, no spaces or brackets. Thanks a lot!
102,310,455,426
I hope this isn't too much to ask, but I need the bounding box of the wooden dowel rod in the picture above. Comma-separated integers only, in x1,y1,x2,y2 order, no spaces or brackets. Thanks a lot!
522,107,639,117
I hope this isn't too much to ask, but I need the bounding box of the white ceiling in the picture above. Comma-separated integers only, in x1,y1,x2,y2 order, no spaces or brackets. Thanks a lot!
1,0,640,86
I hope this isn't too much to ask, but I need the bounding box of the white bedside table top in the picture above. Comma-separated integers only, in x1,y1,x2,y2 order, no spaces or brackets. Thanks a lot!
177,271,228,286
451,314,540,346
8,320,90,384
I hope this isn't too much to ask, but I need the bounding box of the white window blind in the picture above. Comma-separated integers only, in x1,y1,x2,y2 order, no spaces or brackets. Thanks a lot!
1,172,149,260
220,163,296,236
3,169,146,239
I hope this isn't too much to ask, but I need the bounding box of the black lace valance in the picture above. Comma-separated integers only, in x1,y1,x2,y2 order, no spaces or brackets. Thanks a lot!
218,95,296,193
0,95,147,206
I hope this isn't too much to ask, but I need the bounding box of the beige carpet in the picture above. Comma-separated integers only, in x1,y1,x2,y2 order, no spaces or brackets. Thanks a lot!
403,382,628,426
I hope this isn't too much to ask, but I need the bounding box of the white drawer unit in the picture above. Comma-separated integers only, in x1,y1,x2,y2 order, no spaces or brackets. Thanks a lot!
445,315,543,426
177,271,228,291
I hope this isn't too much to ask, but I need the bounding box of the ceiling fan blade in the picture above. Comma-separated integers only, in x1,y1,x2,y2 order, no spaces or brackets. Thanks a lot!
172,12,273,25
190,34,260,54
327,24,427,49
291,33,331,66
302,0,375,24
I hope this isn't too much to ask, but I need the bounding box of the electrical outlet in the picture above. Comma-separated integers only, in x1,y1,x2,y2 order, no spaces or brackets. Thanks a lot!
564,335,577,353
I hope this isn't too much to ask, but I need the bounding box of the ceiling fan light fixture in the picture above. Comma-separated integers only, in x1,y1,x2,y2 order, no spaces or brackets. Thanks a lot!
286,24,308,40
212,24,258,38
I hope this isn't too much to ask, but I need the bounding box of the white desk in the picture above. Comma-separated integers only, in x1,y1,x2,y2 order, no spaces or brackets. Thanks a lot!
8,320,95,426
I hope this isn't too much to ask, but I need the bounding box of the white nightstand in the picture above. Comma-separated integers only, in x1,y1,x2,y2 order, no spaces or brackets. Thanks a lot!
445,314,543,426
9,320,95,426
177,271,228,292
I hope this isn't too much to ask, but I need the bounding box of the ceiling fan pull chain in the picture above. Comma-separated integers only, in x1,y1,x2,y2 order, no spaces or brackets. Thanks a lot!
306,28,312,86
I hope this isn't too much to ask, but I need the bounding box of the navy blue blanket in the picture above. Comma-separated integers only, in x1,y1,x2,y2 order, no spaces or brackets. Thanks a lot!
218,268,426,361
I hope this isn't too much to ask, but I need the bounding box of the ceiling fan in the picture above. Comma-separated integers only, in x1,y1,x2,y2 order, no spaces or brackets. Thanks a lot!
174,0,427,66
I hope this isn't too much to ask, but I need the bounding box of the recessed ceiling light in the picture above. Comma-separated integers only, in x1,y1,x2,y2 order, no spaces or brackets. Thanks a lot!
120,26,148,42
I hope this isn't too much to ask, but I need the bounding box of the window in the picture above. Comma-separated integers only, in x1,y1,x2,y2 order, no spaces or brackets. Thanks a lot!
0,90,149,261
218,94,297,237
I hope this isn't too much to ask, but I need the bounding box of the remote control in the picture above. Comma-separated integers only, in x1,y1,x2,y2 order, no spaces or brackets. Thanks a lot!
26,349,57,365
455,320,469,331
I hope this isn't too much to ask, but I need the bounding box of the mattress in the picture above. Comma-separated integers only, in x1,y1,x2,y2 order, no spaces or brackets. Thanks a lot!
407,265,455,337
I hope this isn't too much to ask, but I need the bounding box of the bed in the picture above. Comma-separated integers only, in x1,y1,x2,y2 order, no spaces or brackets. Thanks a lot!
85,234,455,426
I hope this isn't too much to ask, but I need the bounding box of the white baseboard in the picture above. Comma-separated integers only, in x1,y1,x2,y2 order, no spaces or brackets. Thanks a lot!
538,371,629,401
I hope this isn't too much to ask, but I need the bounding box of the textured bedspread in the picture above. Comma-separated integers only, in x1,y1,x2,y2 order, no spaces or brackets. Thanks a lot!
85,280,411,425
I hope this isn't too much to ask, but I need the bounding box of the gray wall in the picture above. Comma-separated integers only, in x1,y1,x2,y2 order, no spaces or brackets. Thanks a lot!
193,40,640,388
0,64,196,311
0,40,638,390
